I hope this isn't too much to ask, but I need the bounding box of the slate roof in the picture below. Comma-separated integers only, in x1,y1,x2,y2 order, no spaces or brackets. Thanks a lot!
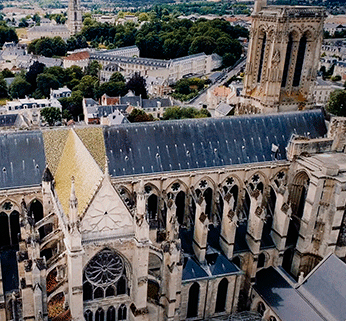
103,110,327,178
182,257,208,281
254,267,325,321
208,254,239,276
0,114,17,127
297,254,346,321
0,131,46,190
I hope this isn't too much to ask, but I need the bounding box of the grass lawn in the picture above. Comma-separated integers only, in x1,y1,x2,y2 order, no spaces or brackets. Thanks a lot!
0,98,8,106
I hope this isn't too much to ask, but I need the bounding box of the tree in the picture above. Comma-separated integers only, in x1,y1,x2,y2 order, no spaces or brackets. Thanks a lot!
128,108,154,122
188,36,215,55
0,22,18,46
109,72,125,83
0,75,7,98
126,73,148,99
1,68,14,78
162,106,210,120
95,81,127,99
41,107,62,126
327,89,346,116
9,76,31,98
85,61,101,78
37,73,60,97
75,75,98,98
26,61,45,91
59,90,83,120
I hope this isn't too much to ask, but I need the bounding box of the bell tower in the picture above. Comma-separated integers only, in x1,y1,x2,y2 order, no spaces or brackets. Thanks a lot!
68,0,82,35
239,0,326,114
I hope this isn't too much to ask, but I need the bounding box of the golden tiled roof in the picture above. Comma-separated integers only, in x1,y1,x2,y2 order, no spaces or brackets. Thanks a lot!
54,129,103,216
42,129,69,175
75,127,106,172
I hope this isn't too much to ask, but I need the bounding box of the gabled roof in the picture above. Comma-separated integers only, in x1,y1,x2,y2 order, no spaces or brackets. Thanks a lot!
297,254,346,321
0,114,17,127
54,130,103,216
104,110,327,178
0,131,46,190
182,257,208,281
254,267,325,321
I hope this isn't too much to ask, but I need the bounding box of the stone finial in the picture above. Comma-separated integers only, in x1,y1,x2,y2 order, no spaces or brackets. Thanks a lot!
298,271,305,284
69,176,78,224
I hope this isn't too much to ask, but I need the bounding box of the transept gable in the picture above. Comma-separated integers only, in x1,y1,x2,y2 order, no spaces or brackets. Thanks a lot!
54,129,103,217
81,174,134,239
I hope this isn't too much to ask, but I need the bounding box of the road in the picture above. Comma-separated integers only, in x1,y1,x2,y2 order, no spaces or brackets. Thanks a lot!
190,59,247,108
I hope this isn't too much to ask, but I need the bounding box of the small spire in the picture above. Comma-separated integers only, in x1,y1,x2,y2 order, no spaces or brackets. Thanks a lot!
105,156,109,175
70,176,76,201
69,176,78,224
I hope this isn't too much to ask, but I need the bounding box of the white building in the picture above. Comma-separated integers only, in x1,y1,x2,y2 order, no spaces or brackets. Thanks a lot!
5,97,62,126
313,78,343,106
50,86,72,99
27,25,71,41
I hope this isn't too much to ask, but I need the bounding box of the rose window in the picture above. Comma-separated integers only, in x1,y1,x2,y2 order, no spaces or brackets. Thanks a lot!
85,249,123,286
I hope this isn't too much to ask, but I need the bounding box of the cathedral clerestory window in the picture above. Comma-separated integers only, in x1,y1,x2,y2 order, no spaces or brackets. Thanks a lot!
83,249,128,301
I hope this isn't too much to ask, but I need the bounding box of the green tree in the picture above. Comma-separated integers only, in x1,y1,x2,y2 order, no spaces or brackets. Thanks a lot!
26,61,45,91
40,107,62,126
37,73,60,97
128,108,154,122
327,89,346,116
188,36,215,55
75,75,98,98
1,68,14,78
9,76,31,98
96,81,127,99
0,75,8,98
109,72,125,83
59,90,83,120
126,73,148,99
163,106,210,120
85,61,101,78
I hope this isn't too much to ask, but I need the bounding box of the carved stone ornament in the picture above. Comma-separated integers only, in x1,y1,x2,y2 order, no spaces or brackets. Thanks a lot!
255,206,263,217
24,259,32,272
281,202,289,213
228,210,235,221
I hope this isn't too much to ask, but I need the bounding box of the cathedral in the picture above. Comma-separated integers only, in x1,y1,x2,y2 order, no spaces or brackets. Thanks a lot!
0,1,346,321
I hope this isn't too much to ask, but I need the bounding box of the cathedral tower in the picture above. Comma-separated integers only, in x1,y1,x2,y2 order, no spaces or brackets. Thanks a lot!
68,0,82,35
239,0,326,114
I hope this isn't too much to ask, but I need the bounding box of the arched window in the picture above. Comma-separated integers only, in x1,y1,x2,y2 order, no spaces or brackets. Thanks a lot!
257,301,266,316
117,276,126,295
269,317,277,321
84,310,93,321
187,282,199,318
232,257,241,269
0,212,10,247
293,35,307,87
215,278,228,313
29,199,43,224
257,253,265,268
176,191,186,225
286,172,309,247
230,185,238,211
257,33,267,83
147,279,160,303
118,304,127,320
106,285,115,297
10,211,20,245
147,194,158,221
282,248,294,274
83,249,127,301
203,187,213,219
95,308,104,321
281,34,293,88
107,306,115,321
